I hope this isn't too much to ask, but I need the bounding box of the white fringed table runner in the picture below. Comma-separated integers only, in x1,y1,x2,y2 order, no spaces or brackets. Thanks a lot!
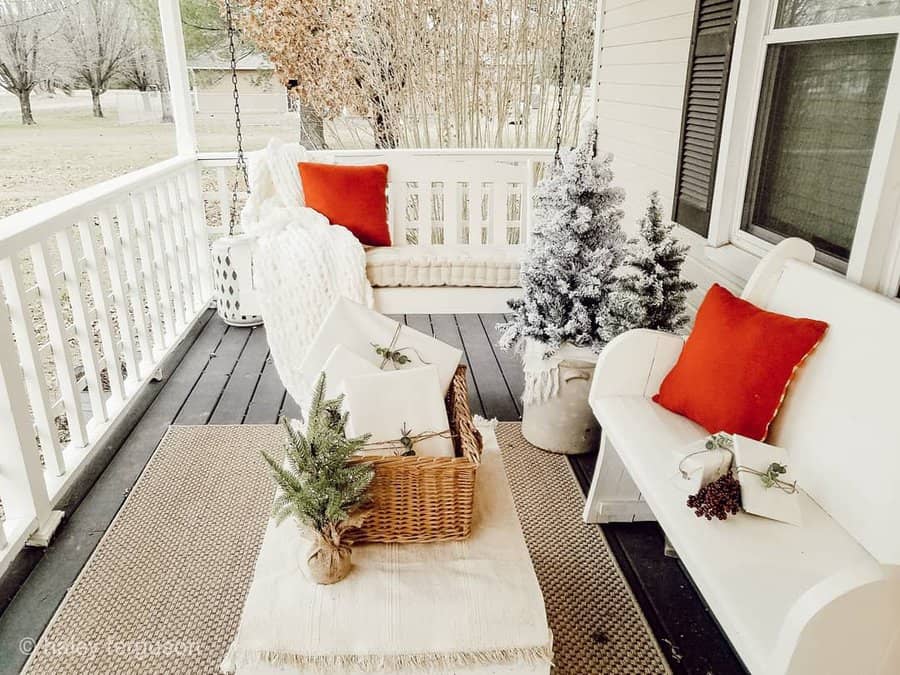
221,420,553,674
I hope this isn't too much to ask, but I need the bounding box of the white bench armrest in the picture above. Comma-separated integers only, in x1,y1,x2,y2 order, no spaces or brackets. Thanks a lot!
774,564,900,674
590,329,685,400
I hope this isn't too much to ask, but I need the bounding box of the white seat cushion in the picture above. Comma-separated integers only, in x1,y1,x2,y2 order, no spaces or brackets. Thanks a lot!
594,395,880,673
366,245,522,288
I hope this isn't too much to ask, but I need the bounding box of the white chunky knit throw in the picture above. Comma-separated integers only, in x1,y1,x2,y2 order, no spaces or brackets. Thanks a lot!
521,339,598,406
242,140,374,406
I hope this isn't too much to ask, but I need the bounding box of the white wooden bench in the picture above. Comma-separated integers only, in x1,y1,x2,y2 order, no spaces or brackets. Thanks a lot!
201,149,546,314
582,238,900,674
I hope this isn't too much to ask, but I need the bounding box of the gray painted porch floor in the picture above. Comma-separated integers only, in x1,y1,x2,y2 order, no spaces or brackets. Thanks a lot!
0,312,745,674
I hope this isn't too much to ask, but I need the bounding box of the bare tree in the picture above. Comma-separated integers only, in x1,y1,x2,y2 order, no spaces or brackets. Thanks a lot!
63,0,133,118
234,0,595,149
0,0,62,125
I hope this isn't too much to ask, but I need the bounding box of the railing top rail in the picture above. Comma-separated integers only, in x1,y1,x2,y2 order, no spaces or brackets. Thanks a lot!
0,156,196,258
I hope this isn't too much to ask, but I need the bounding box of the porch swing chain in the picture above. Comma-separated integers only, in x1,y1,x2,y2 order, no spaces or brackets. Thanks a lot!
225,0,247,237
553,0,568,165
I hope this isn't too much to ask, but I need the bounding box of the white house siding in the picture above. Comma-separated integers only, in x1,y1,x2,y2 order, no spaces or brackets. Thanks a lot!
594,0,744,310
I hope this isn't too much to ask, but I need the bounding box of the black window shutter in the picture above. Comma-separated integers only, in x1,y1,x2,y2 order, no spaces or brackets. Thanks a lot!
673,0,740,237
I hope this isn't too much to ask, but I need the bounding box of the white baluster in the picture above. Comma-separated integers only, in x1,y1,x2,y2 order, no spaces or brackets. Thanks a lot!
387,181,403,246
0,283,58,543
116,201,153,372
216,166,229,230
77,219,126,405
185,166,213,300
0,258,66,476
57,228,108,424
443,180,459,246
130,191,167,352
143,188,178,340
30,242,89,447
98,207,141,386
154,182,186,330
467,182,483,245
173,173,201,310
524,160,535,245
420,180,433,246
491,181,508,246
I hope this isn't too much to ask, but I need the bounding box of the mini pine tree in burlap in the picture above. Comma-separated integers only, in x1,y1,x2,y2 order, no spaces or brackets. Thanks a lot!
262,373,374,583
597,191,696,344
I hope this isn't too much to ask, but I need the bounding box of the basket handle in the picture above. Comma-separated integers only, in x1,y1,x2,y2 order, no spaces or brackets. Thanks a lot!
450,365,483,465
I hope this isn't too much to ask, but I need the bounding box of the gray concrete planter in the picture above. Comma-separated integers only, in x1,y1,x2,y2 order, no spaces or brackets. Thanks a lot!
521,353,600,455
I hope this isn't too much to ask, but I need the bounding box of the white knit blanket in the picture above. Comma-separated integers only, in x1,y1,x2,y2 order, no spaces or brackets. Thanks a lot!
242,140,374,406
221,419,552,674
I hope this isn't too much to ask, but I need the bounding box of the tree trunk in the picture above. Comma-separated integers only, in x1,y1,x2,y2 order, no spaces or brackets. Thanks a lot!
91,89,104,118
159,87,173,123
156,52,174,123
371,95,398,149
18,89,35,125
297,101,326,149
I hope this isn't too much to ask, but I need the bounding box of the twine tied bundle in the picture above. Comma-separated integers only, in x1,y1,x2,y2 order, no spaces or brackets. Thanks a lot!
678,433,798,494
363,423,454,456
372,323,432,370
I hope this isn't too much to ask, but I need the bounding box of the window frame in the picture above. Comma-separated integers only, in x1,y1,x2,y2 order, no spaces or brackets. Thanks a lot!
707,1,900,296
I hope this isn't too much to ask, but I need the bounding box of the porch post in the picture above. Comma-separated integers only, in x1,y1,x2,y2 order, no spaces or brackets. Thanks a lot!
158,0,198,155
588,0,606,121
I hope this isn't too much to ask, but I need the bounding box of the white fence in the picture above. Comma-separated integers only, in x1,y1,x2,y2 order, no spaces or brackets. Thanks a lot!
0,157,212,574
0,148,550,575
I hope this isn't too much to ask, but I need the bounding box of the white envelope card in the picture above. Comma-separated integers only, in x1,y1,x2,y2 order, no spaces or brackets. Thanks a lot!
300,297,462,396
342,366,454,458
318,345,381,401
733,435,802,526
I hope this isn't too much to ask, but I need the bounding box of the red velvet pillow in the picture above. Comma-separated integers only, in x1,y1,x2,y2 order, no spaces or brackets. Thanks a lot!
298,162,391,246
653,284,828,440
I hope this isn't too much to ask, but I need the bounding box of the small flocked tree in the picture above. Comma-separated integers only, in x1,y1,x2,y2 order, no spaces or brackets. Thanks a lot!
262,374,374,552
597,191,696,344
498,124,626,355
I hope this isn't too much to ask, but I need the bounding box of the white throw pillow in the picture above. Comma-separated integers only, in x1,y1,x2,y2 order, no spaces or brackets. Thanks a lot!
301,297,462,396
343,366,455,458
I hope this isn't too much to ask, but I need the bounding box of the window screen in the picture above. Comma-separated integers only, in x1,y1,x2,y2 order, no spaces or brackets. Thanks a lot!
741,36,895,266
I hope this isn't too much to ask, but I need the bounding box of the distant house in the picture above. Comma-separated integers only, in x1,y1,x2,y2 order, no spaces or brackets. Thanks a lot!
187,51,289,114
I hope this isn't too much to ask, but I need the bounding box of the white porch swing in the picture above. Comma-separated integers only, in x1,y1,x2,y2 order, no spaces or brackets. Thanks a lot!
210,1,572,326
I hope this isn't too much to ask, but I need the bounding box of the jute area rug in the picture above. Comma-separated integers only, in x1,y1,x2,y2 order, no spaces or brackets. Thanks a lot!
24,423,668,675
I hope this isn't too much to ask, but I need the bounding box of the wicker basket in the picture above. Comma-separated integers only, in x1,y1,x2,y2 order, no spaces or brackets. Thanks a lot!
347,365,483,544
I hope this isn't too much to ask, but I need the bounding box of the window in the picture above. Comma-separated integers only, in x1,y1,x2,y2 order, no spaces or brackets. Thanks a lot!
776,0,900,28
742,36,895,267
706,0,900,291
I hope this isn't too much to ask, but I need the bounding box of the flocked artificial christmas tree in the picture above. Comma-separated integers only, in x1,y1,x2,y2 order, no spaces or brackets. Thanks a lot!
497,124,626,454
597,191,696,344
498,123,626,357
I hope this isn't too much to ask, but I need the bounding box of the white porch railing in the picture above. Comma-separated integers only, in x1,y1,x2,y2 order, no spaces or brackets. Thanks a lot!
0,157,212,574
0,147,548,575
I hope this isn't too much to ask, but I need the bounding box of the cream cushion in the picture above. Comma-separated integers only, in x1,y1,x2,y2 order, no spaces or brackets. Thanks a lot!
366,245,522,288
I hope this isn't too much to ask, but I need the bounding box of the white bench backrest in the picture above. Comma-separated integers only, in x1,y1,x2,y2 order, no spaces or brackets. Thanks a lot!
760,260,900,565
309,150,548,248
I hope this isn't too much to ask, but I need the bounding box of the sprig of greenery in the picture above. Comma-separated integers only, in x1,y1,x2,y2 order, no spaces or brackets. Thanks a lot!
261,373,374,537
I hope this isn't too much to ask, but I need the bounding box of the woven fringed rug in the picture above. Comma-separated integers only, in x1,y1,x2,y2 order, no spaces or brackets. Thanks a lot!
24,423,668,675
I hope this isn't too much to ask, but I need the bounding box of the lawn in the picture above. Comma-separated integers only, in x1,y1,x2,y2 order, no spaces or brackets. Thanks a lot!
0,106,302,219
